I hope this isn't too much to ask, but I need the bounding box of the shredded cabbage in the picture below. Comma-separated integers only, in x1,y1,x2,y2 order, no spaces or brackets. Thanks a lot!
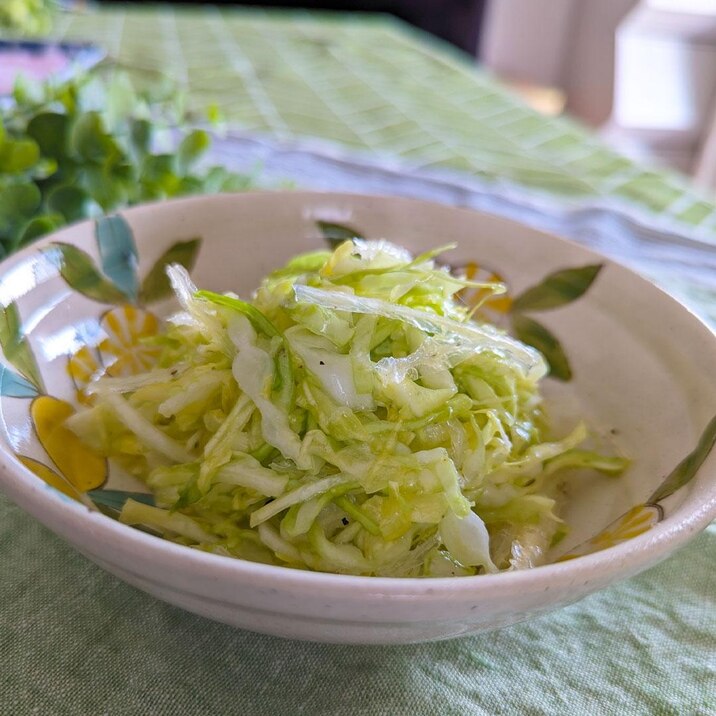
68,239,628,576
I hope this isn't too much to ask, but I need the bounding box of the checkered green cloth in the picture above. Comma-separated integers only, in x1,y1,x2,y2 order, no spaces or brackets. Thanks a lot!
55,4,716,235
1,5,715,715
1,501,713,715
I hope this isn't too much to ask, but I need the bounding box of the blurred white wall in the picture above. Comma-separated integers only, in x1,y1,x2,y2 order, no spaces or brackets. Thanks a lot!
607,4,716,176
481,0,716,184
563,0,639,124
481,0,638,126
481,0,576,88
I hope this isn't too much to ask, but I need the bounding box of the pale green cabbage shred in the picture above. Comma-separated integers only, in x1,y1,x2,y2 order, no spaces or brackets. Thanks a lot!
68,240,627,576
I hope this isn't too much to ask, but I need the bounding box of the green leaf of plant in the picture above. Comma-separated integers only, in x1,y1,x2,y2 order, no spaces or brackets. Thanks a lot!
511,314,572,381
109,161,134,183
316,220,365,248
512,264,603,313
129,118,152,159
12,75,44,108
649,413,716,503
26,113,69,159
0,138,40,174
47,185,95,223
44,242,128,305
206,103,223,126
0,365,38,398
0,303,44,392
95,215,138,301
176,130,210,174
105,72,140,130
139,238,201,304
223,173,254,192
19,215,65,246
0,72,252,255
0,184,41,240
81,165,129,211
177,176,204,195
140,154,181,198
70,111,113,163
31,157,59,181
141,153,176,182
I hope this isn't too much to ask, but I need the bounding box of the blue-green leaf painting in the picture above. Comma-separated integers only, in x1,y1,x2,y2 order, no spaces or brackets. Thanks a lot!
95,215,138,301
0,365,38,398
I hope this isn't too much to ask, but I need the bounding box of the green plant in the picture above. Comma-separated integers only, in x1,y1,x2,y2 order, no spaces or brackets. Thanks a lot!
0,0,55,36
0,71,254,258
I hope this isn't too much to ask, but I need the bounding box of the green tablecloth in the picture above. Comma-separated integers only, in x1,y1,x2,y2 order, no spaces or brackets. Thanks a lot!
1,504,713,715
1,6,715,715
56,4,716,234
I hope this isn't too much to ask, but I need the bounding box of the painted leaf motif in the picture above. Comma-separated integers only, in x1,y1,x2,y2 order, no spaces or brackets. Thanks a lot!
31,396,107,492
0,302,44,391
0,365,38,398
511,314,571,381
95,215,138,301
316,220,364,248
17,455,81,502
512,264,603,312
89,489,155,512
649,413,716,503
45,242,128,304
139,238,201,304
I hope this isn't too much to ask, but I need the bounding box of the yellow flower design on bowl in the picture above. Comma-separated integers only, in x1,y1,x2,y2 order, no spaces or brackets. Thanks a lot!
455,261,513,318
19,395,107,502
2,214,199,506
19,307,162,503
68,305,161,403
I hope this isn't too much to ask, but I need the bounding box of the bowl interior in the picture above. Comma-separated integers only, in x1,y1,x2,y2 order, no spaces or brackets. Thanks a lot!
1,191,715,563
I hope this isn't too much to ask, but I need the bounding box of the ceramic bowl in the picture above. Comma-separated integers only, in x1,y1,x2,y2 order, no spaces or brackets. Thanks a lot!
1,192,715,645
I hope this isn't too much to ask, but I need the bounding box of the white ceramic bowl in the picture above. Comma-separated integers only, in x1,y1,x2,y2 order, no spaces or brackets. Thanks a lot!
1,192,715,644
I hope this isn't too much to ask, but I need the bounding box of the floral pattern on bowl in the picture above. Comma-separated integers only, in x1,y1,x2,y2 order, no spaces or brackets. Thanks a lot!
0,214,199,512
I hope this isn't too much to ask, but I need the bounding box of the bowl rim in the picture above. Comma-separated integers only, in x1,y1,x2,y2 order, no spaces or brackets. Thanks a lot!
1,190,716,599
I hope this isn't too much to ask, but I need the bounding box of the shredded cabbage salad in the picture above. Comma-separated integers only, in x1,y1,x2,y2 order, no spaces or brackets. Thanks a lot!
68,240,627,576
